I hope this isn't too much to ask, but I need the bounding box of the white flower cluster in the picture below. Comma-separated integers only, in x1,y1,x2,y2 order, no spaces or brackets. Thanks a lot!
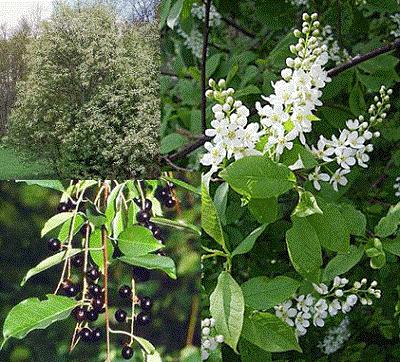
191,3,222,27
286,0,310,7
318,317,351,355
355,0,367,5
176,26,203,58
394,177,400,198
274,276,381,337
201,79,264,171
257,13,331,160
321,25,351,65
308,86,392,191
201,317,224,360
390,13,400,38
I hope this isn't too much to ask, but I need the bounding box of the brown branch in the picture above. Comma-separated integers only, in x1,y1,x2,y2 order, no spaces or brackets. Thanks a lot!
161,38,400,165
186,295,200,346
161,70,192,80
221,16,256,39
328,38,400,77
201,0,212,132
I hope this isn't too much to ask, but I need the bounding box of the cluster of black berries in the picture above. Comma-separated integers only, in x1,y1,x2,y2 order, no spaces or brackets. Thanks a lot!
155,184,176,209
56,199,76,213
135,198,165,247
116,280,153,359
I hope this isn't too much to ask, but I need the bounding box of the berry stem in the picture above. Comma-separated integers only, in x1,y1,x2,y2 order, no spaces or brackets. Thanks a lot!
102,182,111,362
130,276,136,346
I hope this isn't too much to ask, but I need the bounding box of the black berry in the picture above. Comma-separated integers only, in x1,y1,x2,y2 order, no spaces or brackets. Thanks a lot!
88,284,102,298
57,202,69,213
164,197,176,208
67,199,76,211
86,309,99,322
139,297,152,311
137,210,151,224
63,283,79,297
87,267,100,281
71,254,84,268
136,312,151,326
156,186,169,201
79,328,92,342
92,328,102,342
121,345,134,360
92,298,104,311
80,223,91,236
115,309,127,323
118,285,132,299
132,267,150,282
73,307,87,322
47,238,61,252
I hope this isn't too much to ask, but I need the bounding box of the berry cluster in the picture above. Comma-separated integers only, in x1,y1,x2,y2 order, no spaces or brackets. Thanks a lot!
155,183,176,209
201,318,224,360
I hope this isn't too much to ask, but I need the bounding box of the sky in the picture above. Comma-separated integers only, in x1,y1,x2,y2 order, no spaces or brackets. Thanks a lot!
0,0,54,29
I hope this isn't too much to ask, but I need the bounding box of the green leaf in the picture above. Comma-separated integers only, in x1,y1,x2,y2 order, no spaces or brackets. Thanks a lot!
41,212,74,238
214,182,229,226
239,339,272,362
133,335,156,355
86,203,107,228
337,204,367,236
383,235,400,256
349,83,366,116
201,173,226,250
286,216,322,281
241,312,302,353
118,226,163,257
292,190,323,218
167,0,184,29
308,201,350,253
219,156,295,199
1,295,78,349
232,225,267,257
160,133,187,154
241,276,300,310
57,214,85,242
322,245,364,282
281,144,317,169
161,176,200,195
235,85,261,98
105,183,126,226
21,249,82,286
16,180,65,192
89,229,112,272
210,271,244,353
151,217,201,236
206,54,223,77
375,202,400,238
248,198,278,225
119,254,176,279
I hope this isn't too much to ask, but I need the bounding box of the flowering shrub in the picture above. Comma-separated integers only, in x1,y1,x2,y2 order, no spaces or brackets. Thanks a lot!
161,0,399,360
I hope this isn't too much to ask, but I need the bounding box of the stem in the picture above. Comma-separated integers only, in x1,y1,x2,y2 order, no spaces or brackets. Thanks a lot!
186,295,199,346
201,0,212,132
102,182,111,362
129,277,136,346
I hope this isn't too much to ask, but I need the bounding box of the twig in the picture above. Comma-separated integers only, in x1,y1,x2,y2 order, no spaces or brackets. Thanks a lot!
328,38,400,77
102,182,111,362
201,0,212,132
161,70,192,80
221,16,256,39
130,277,136,346
163,157,195,172
186,295,200,346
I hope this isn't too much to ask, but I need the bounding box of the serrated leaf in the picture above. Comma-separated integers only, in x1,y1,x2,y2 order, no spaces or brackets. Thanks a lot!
57,214,85,242
232,224,266,257
118,225,163,257
292,190,322,217
161,176,201,195
219,156,295,199
89,229,112,272
41,212,74,238
151,217,201,236
167,0,184,29
21,249,82,286
210,271,244,353
248,197,279,225
241,276,300,310
119,254,176,279
375,202,400,238
337,203,366,236
241,312,302,353
1,295,78,349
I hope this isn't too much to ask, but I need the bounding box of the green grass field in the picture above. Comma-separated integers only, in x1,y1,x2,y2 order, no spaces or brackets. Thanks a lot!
0,147,56,179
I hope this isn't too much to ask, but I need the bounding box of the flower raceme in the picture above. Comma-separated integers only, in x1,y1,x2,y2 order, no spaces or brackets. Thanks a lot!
201,12,393,192
201,317,224,361
274,276,381,337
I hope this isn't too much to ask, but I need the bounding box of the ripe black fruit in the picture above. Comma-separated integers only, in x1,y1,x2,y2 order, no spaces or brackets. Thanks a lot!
155,186,169,201
115,309,127,323
80,223,91,236
57,202,69,213
121,345,134,360
71,254,84,268
79,328,92,342
118,285,132,299
164,197,176,208
92,298,104,311
92,328,102,342
86,309,99,322
87,267,100,281
67,199,76,211
139,297,152,311
137,210,151,224
63,283,79,297
73,307,87,322
136,312,151,326
47,238,61,252
88,283,102,298
132,267,150,282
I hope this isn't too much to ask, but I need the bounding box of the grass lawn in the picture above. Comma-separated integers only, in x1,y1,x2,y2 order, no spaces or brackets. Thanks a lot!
0,147,57,179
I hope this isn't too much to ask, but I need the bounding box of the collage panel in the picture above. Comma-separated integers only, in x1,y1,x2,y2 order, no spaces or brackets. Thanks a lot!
0,177,201,361
0,0,160,179
159,0,400,361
